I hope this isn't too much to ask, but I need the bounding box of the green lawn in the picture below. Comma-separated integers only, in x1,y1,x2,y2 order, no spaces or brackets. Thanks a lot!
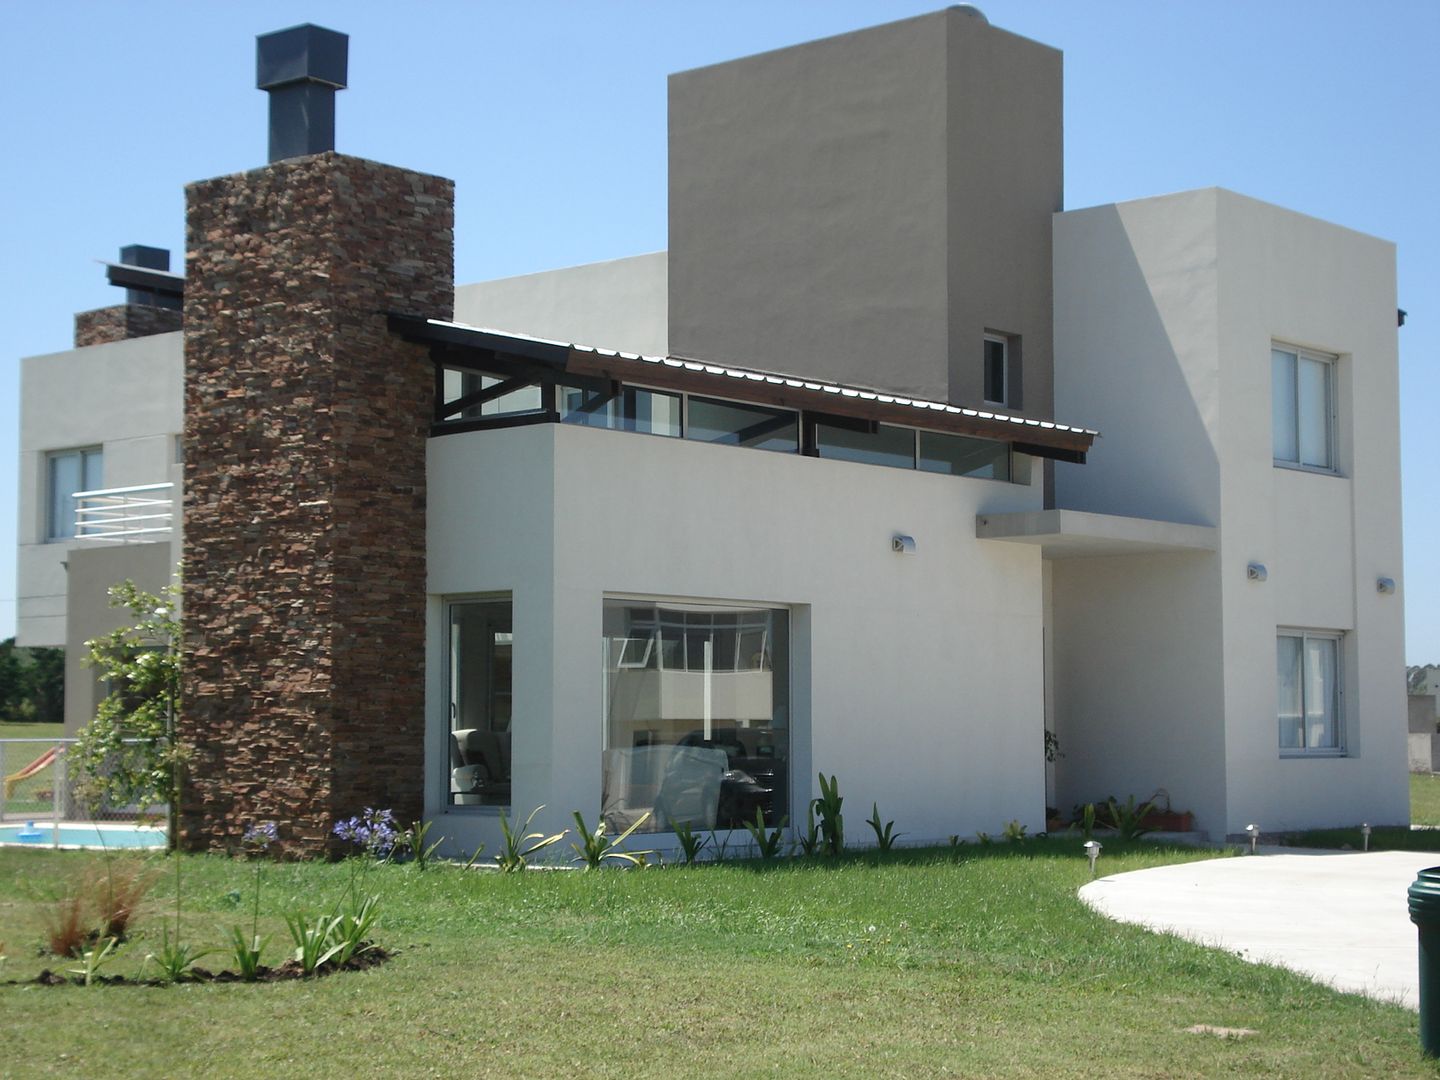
0,839,1431,1078
1415,773,1440,827
0,724,66,817
0,721,65,743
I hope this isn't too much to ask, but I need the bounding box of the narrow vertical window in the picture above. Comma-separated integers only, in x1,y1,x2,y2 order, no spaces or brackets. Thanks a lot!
448,598,514,807
983,335,1008,406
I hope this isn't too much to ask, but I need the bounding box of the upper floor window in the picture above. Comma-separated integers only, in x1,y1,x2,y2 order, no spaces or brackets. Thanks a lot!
1271,345,1335,471
983,334,1009,407
46,447,103,541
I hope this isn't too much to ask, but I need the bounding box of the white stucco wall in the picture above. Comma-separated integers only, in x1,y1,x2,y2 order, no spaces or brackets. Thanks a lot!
1048,551,1227,831
453,252,668,356
1051,189,1407,837
1213,190,1407,833
16,331,184,646
427,421,1048,856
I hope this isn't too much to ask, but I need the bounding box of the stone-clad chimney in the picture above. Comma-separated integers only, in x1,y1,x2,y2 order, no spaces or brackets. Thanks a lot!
179,25,454,854
74,245,184,347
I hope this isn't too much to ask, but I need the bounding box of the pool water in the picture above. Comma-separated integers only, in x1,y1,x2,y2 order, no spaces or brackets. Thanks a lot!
0,823,166,849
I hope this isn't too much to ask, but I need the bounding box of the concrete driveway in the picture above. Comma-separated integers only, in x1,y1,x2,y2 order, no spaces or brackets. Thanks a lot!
1079,848,1440,1008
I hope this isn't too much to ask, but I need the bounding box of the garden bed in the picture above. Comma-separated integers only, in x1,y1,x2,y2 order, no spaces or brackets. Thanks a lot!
22,947,390,987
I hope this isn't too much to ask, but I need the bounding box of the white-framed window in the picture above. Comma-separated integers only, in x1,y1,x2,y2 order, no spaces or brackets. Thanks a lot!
983,334,1010,407
46,447,103,541
1271,344,1336,471
1277,630,1344,755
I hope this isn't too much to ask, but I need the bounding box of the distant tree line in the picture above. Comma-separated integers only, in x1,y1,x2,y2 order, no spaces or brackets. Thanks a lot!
0,638,64,725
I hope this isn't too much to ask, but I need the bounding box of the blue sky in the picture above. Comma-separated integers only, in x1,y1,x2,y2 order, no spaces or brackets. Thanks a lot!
1,1,1436,661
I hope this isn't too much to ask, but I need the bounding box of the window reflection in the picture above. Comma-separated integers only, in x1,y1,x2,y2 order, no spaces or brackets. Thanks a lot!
687,398,798,452
448,599,514,807
602,601,789,834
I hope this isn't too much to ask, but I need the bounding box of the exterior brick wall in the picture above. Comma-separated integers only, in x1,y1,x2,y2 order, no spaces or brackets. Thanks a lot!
180,152,454,855
75,303,183,347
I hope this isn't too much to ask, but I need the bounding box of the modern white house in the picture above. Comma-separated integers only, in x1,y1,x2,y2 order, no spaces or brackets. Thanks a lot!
13,10,1408,855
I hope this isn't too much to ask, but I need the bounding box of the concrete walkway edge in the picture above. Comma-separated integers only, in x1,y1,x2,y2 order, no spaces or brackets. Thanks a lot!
1079,848,1440,1008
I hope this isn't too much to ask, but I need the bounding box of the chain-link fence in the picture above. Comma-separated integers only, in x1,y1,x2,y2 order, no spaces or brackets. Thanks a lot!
0,738,168,849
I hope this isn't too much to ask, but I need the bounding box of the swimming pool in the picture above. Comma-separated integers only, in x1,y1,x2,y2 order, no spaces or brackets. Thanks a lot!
0,822,167,849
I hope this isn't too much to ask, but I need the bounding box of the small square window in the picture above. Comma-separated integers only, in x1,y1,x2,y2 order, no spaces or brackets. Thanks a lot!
1277,630,1343,754
1272,345,1335,471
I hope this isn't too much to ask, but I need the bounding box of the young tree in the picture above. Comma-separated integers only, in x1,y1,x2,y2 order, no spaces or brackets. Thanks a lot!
0,639,63,725
73,581,183,839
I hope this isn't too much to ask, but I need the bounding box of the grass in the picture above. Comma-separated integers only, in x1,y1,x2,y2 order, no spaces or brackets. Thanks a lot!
0,839,1433,1078
0,724,66,818
1279,775,1440,852
1415,773,1440,827
0,721,65,742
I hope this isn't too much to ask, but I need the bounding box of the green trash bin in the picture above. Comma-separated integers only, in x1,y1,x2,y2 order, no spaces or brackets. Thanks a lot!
1408,867,1440,1057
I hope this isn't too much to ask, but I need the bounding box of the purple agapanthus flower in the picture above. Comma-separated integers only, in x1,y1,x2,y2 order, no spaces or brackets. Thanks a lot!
243,821,279,848
333,807,400,857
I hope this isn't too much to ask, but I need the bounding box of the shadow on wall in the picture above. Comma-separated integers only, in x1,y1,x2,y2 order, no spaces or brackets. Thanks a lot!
1051,201,1220,528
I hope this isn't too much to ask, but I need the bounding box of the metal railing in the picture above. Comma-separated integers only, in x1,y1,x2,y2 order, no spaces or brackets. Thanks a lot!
73,482,174,542
0,738,169,848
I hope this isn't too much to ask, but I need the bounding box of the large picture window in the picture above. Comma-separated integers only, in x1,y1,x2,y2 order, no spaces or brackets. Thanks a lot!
1272,345,1335,471
447,599,514,807
602,600,789,834
47,447,103,541
1277,631,1342,754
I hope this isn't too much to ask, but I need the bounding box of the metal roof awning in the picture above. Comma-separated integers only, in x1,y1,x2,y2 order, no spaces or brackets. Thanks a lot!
975,509,1217,559
388,314,1098,462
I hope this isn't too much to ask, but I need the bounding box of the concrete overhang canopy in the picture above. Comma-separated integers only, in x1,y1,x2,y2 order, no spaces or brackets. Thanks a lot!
389,315,1098,461
975,509,1217,559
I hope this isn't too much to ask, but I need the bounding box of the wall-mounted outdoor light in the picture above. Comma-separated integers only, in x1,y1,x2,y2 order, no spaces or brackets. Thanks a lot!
1378,577,1397,595
1246,562,1268,582
1083,839,1102,878
892,534,916,555
1246,823,1260,855
1362,822,1372,851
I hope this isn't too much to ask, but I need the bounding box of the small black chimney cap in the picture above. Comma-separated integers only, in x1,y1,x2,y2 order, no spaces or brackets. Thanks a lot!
105,246,183,309
256,24,348,91
119,245,170,272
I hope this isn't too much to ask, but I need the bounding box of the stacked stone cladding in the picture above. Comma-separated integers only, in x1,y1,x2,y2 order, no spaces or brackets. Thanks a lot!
75,303,183,347
181,152,454,855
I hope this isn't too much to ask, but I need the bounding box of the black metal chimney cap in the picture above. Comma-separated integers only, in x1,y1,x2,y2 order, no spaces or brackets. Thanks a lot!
256,24,348,91
119,244,170,272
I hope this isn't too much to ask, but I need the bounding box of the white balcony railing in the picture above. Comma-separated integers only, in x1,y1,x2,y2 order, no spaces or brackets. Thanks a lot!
73,482,175,542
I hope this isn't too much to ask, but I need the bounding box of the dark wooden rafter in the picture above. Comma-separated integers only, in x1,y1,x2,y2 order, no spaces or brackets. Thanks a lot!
570,383,622,414
563,349,1094,458
732,411,799,446
387,314,1096,461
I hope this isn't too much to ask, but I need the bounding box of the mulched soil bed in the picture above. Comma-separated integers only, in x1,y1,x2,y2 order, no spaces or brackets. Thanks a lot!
16,947,391,987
